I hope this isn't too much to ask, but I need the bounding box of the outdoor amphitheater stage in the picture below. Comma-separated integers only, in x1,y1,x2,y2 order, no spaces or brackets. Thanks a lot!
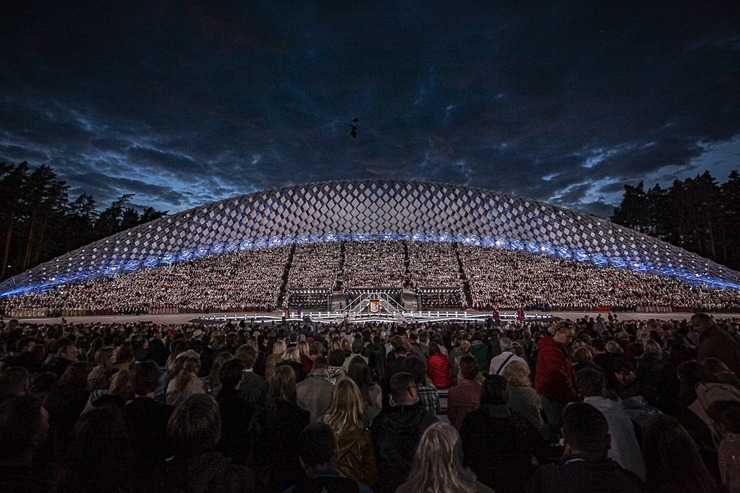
7,309,739,327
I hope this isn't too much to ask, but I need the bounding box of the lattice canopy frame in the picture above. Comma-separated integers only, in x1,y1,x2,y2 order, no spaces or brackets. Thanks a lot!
1,180,739,296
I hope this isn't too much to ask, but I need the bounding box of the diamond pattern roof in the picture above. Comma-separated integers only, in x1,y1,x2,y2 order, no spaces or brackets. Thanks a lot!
1,179,738,295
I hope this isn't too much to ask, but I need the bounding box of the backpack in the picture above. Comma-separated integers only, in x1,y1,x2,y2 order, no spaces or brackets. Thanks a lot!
689,381,740,445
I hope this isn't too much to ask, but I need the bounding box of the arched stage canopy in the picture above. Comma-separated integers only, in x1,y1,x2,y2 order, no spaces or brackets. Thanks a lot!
1,180,739,296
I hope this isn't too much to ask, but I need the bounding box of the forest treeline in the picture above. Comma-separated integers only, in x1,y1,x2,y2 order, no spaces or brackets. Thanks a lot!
610,170,740,272
0,162,167,280
1,162,739,282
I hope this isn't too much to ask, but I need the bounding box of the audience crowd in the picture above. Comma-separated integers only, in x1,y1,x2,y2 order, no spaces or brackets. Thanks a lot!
459,245,740,312
2,241,739,317
1,310,740,492
342,241,406,289
286,243,340,289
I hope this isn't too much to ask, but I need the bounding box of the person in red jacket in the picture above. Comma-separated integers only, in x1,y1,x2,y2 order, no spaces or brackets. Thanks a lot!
534,321,579,441
427,342,453,389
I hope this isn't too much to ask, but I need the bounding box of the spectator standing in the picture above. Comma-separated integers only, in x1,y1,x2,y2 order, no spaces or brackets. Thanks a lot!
447,355,482,431
691,313,740,375
342,337,368,372
53,405,137,493
235,345,269,412
296,355,335,422
87,346,116,391
641,414,718,493
706,400,740,493
282,422,373,493
321,377,378,487
263,365,310,493
166,350,205,408
461,374,557,493
346,356,383,426
372,371,437,493
396,422,493,493
489,337,529,376
502,360,548,439
123,360,174,487
577,368,646,480
534,321,579,439
215,359,256,465
0,396,50,493
161,394,255,493
427,342,453,390
404,356,441,416
40,339,78,377
524,402,643,493
265,339,286,381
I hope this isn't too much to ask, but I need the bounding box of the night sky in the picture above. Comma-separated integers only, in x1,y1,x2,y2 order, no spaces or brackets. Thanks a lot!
2,1,739,218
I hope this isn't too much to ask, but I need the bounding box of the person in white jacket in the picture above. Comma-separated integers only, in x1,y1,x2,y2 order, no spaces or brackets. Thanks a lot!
576,367,646,481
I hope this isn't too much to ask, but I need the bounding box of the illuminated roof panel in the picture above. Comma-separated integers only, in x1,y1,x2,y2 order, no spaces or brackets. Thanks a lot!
1,179,738,296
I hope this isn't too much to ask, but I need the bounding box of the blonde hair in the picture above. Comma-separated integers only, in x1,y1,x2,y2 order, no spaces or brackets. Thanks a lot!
173,355,201,393
501,360,531,387
272,340,287,355
643,339,663,358
322,377,365,433
458,340,471,354
282,347,301,363
605,340,623,355
109,369,131,396
330,336,343,353
297,340,310,359
270,365,297,404
406,422,478,493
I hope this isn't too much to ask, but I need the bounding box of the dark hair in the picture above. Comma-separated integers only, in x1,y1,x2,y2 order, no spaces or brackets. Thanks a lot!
167,394,221,455
59,362,93,389
328,349,346,367
642,414,716,493
219,359,246,389
131,361,160,395
115,342,134,365
389,335,405,350
30,371,58,394
0,366,30,395
706,400,740,434
428,342,442,356
576,367,606,397
0,395,46,460
367,343,386,385
401,356,427,385
459,355,477,381
312,355,329,370
481,374,507,405
590,339,606,352
389,372,415,402
297,422,335,468
54,405,134,493
52,337,74,355
562,402,609,460
347,356,374,407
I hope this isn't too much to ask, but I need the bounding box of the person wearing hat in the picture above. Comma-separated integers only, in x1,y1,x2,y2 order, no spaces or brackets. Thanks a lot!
489,337,530,376
342,337,368,372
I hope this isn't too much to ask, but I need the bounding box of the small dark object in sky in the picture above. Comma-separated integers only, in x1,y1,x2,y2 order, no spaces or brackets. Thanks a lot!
350,117,358,138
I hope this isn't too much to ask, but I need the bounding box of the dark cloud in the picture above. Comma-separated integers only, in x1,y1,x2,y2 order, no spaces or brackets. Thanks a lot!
1,1,738,217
